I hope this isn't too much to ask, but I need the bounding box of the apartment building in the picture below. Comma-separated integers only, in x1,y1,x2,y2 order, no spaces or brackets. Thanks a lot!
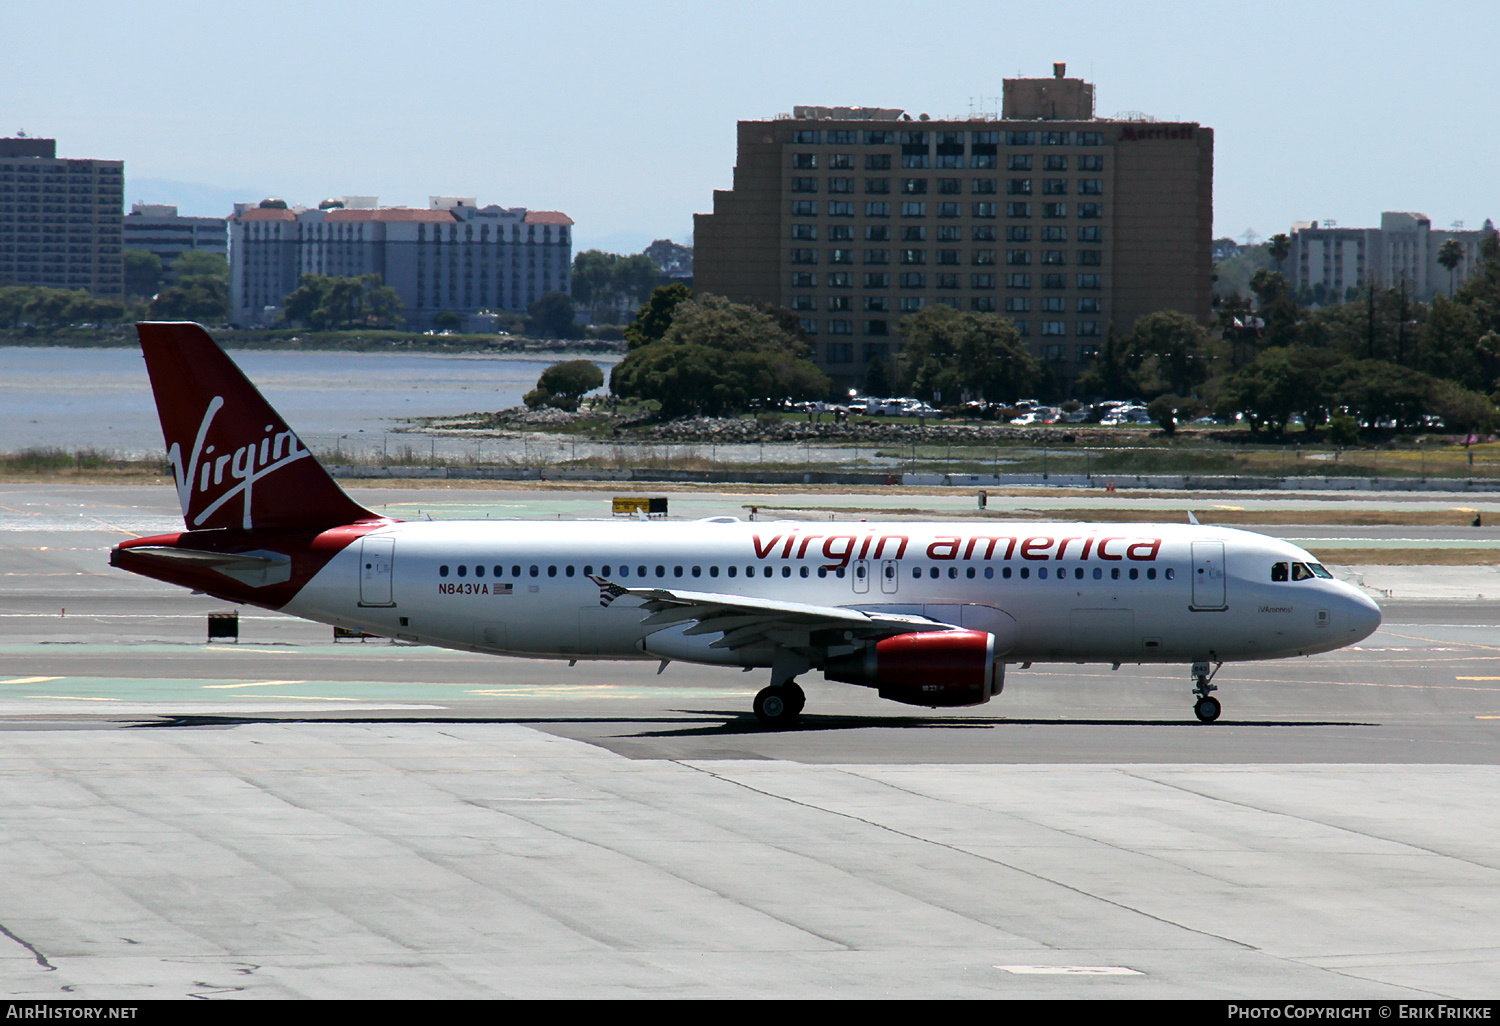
229,196,573,328
1290,213,1496,303
694,67,1214,392
123,204,228,267
0,137,124,297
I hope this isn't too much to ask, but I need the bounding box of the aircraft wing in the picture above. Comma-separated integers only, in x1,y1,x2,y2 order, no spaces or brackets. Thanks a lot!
588,575,951,652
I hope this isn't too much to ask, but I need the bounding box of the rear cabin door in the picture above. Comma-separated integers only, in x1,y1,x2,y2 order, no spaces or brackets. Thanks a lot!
358,536,395,607
1190,541,1227,611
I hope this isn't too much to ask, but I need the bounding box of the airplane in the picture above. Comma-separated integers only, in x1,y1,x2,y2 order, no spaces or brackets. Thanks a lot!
111,322,1383,727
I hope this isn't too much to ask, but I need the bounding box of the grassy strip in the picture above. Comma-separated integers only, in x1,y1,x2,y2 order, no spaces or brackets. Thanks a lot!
1308,548,1499,566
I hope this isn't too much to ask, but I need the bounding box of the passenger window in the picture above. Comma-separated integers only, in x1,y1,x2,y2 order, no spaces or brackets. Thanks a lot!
583,565,592,576
985,567,994,579
475,565,484,578
565,566,575,577
709,566,719,577
457,565,467,577
673,566,683,578
1074,567,1083,580
1292,562,1315,581
439,565,449,577
800,566,809,578
929,567,939,579
656,565,665,578
692,566,701,577
1039,567,1048,579
912,567,922,579
817,567,827,578
1093,567,1102,580
948,567,957,579
1129,568,1139,580
638,566,647,577
530,565,539,577
1147,568,1157,580
728,566,737,578
966,567,975,579
1165,568,1175,580
781,566,791,578
548,566,557,577
1019,567,1030,579
511,565,521,577
600,565,611,577
836,567,846,578
493,565,503,577
1111,567,1120,580
1272,562,1289,582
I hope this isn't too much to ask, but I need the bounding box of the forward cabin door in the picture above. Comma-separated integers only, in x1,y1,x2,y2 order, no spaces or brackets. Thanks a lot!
358,536,395,607
1190,541,1227,611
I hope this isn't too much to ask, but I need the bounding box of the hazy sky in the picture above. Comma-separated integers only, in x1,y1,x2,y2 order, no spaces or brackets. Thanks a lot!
5,0,1497,253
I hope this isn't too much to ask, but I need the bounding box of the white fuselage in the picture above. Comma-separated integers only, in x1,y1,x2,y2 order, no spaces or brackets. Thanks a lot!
285,519,1382,668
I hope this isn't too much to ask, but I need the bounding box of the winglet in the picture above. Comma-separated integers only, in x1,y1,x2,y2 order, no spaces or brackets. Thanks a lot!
1187,511,1201,525
136,322,378,531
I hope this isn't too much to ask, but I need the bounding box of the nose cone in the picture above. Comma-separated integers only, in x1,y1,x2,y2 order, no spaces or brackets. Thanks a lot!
1345,590,1382,643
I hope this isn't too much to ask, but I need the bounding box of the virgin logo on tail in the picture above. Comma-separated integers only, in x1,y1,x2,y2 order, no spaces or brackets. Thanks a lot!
168,394,315,530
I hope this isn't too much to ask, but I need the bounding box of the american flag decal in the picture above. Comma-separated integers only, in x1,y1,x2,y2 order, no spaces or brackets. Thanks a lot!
588,574,628,608
494,583,513,596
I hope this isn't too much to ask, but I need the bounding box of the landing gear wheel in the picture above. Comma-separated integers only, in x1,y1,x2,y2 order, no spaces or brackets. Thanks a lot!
784,681,806,717
754,685,801,729
1194,695,1222,723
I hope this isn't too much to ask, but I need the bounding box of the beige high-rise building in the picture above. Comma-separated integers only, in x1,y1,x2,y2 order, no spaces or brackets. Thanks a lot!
694,67,1213,393
0,138,124,297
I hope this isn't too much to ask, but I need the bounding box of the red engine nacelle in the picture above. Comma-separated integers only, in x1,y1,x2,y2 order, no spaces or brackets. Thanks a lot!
824,630,1003,707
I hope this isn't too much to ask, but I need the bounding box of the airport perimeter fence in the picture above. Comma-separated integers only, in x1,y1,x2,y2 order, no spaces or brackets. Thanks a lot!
302,432,1500,491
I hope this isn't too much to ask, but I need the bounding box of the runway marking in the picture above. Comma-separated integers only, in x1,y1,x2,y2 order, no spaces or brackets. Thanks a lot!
996,965,1141,976
1456,677,1500,681
1382,629,1500,653
202,680,307,689
1,677,62,685
26,695,119,701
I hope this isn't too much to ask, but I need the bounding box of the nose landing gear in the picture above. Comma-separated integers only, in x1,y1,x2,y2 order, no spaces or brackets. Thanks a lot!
1191,660,1223,723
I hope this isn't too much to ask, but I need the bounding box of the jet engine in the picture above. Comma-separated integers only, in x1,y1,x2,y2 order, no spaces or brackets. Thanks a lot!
823,630,1003,707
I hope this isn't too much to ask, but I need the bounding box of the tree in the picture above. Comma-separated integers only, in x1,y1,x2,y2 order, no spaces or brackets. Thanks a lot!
525,359,604,411
526,291,577,338
168,251,229,281
1118,310,1215,398
643,239,693,277
896,305,1042,403
1438,238,1464,297
1146,394,1183,435
862,353,892,396
123,250,163,298
624,283,693,349
610,294,829,417
570,250,663,321
1266,233,1291,273
281,273,403,330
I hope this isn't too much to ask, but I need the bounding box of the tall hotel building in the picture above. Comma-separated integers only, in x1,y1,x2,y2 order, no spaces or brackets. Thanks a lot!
230,196,572,329
0,138,124,297
694,67,1213,392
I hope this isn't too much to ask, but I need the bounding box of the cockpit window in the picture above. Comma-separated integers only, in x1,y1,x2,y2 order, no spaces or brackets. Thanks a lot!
1291,562,1315,581
1271,562,1288,582
1308,563,1333,579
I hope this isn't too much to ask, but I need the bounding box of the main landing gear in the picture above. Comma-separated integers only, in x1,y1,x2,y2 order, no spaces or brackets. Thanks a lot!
754,681,805,728
1191,660,1223,723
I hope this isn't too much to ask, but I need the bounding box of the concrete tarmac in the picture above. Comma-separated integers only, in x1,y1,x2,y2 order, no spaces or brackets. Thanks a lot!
2,483,1500,998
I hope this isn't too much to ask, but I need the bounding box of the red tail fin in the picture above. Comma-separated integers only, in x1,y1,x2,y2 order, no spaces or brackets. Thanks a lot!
137,322,377,531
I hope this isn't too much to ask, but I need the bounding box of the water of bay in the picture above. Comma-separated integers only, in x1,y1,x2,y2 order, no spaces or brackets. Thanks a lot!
0,347,617,458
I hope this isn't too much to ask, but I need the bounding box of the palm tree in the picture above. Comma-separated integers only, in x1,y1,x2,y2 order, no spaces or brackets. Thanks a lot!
1267,233,1291,272
1437,238,1464,297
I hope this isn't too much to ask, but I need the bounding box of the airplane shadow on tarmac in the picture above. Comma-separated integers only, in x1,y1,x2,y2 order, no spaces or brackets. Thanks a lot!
124,712,1380,736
